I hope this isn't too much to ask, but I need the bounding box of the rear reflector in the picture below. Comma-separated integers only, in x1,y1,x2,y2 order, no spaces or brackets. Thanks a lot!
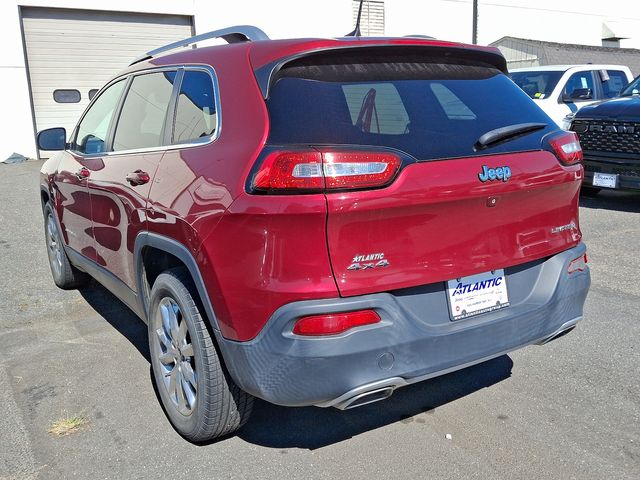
549,132,583,166
292,310,381,336
568,253,588,274
252,149,401,193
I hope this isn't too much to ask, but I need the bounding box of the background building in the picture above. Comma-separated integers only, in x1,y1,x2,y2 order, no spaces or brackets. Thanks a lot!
3,0,640,159
492,37,640,73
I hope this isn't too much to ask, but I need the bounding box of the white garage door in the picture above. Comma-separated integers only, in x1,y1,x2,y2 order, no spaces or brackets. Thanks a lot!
21,7,193,146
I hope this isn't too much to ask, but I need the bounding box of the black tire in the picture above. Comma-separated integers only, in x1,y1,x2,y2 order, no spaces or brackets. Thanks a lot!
43,202,90,290
148,268,253,441
581,186,601,197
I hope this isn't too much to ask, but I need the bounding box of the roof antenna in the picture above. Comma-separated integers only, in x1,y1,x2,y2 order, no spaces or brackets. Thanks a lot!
346,0,364,37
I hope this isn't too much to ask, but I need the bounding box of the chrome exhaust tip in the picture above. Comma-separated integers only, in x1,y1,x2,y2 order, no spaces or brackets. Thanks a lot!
335,386,395,410
535,320,578,346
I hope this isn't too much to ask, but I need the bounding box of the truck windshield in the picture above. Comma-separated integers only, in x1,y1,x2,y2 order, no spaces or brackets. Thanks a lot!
620,76,640,96
510,71,563,99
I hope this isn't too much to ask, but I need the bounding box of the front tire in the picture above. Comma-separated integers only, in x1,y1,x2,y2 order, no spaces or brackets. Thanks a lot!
148,268,253,441
43,202,89,290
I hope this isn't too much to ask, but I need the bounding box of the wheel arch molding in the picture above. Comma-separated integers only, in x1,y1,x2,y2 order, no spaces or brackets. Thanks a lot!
133,232,220,332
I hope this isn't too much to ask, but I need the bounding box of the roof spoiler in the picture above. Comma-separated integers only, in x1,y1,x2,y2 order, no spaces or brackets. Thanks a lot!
129,25,269,66
254,44,508,99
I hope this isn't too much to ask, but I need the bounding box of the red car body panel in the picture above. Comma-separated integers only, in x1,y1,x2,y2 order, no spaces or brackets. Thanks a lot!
41,36,583,344
325,151,583,296
200,192,339,340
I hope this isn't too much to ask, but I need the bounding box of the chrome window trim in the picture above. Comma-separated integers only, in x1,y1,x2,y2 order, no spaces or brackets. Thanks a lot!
69,63,221,158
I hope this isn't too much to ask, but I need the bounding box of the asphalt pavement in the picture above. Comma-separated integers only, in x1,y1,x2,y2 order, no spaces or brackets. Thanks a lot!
0,160,638,480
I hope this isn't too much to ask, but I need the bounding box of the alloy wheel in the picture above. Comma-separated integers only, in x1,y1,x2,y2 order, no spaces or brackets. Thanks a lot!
46,214,63,279
154,297,197,415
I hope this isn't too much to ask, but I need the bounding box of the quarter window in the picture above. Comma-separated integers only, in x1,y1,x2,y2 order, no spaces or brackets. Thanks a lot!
112,71,177,151
73,80,125,154
172,70,218,144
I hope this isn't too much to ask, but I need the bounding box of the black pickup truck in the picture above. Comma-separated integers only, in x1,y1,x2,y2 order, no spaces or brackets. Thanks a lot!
570,75,640,193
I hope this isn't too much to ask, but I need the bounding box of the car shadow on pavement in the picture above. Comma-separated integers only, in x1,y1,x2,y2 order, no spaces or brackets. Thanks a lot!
77,281,513,449
238,355,513,450
78,282,150,361
579,190,640,213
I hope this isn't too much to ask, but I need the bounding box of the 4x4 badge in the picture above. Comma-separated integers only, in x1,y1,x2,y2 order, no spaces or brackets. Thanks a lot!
478,165,511,182
347,253,390,271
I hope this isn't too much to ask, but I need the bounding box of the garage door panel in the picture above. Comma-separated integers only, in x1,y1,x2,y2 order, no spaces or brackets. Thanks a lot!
22,7,192,146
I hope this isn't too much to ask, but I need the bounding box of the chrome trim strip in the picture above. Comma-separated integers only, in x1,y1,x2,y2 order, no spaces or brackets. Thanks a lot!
68,64,221,158
317,317,582,409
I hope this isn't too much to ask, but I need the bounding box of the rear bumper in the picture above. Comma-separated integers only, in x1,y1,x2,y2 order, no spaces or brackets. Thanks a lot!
583,155,640,190
216,243,590,407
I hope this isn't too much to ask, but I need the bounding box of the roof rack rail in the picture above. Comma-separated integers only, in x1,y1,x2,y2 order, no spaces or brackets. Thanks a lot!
130,25,269,65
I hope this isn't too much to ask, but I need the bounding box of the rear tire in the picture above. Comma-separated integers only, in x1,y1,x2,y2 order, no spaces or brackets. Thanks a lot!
148,268,253,441
43,202,89,290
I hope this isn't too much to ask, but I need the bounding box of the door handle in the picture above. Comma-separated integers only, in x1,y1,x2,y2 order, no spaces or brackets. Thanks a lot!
75,167,90,180
126,169,150,186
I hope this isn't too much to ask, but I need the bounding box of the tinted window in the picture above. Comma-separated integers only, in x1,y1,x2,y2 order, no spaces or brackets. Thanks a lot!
342,83,409,134
602,70,628,98
172,70,217,144
88,88,99,100
267,62,554,161
621,76,640,97
510,71,563,99
113,71,176,151
74,80,125,154
563,72,594,99
53,89,81,103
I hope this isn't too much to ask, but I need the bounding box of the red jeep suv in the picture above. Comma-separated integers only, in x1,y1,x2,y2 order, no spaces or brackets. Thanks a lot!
38,26,591,441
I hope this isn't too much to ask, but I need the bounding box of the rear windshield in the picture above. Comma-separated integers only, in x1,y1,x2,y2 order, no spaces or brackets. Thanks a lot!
510,70,563,99
267,60,554,161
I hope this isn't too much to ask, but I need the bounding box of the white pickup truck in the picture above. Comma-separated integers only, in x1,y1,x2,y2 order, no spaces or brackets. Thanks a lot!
510,65,633,129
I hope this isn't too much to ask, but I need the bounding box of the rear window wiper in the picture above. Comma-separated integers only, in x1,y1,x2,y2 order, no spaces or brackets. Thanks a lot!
475,122,547,150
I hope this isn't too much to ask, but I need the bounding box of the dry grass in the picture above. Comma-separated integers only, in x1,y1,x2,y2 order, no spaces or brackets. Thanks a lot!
48,415,89,437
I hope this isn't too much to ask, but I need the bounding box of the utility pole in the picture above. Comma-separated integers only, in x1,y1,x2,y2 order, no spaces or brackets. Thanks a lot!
472,0,478,44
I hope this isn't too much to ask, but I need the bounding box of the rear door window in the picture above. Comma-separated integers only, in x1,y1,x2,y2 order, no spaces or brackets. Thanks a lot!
112,71,177,152
510,71,563,99
266,59,553,161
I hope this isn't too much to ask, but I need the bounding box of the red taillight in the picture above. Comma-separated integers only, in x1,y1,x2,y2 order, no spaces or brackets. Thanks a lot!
568,253,588,274
549,132,583,166
252,151,324,191
252,149,401,193
292,310,381,336
322,151,401,190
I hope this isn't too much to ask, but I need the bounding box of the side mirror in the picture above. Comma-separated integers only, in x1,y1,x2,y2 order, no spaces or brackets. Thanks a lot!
37,127,67,150
562,88,592,102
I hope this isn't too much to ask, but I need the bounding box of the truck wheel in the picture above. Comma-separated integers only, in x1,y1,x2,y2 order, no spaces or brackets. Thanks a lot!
148,268,253,441
43,202,89,290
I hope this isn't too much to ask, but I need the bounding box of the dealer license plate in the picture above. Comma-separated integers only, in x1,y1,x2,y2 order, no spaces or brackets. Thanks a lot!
446,269,509,321
593,172,618,189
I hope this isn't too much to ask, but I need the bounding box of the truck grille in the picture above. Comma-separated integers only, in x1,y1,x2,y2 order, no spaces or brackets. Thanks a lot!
571,120,640,155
